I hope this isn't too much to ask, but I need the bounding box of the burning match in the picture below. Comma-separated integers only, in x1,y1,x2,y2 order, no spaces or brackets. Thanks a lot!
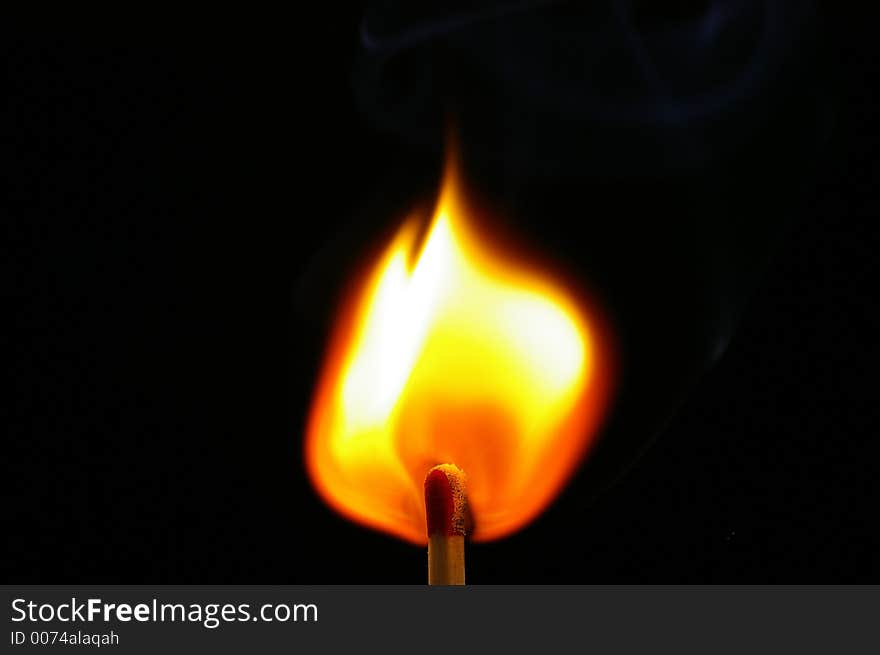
425,464,468,585
304,148,614,583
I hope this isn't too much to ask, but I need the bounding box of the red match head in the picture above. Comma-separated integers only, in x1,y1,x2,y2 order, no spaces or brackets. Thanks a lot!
425,464,469,537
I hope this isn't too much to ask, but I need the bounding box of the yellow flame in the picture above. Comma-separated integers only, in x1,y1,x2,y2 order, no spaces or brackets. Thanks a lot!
306,156,614,544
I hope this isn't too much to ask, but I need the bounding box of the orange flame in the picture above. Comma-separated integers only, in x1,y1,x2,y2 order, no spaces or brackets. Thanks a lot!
305,154,614,545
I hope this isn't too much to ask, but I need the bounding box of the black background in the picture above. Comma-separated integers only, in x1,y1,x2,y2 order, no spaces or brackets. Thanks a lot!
4,3,877,582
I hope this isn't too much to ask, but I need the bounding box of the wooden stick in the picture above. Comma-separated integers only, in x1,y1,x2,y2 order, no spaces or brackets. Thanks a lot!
425,464,467,585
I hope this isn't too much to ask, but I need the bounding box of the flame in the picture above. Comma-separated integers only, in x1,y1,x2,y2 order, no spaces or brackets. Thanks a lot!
305,154,614,545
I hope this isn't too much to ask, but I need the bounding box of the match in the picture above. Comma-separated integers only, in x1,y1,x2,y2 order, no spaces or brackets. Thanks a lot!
424,464,469,585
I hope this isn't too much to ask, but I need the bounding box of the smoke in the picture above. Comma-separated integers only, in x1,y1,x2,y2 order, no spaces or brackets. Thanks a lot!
355,0,819,174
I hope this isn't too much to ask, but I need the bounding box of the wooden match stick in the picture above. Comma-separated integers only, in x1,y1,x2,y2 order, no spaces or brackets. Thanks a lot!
425,464,468,585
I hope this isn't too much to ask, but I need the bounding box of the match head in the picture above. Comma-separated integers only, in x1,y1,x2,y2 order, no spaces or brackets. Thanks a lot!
424,464,469,537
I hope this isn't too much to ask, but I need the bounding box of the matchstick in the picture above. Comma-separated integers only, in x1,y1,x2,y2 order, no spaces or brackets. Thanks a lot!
424,464,468,585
